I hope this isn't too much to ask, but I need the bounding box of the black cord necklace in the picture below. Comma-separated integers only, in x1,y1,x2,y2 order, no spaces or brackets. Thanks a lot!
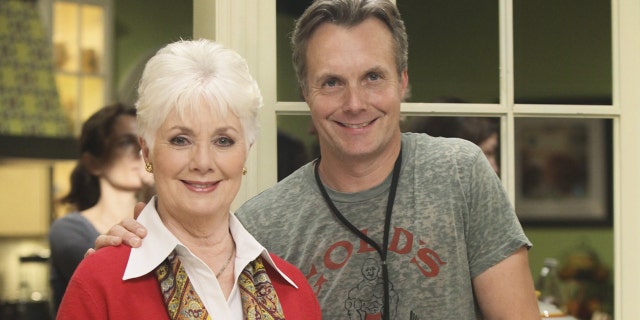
313,147,402,320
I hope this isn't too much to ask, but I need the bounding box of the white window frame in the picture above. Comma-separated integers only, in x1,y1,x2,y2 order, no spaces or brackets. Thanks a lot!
40,0,115,134
195,0,640,317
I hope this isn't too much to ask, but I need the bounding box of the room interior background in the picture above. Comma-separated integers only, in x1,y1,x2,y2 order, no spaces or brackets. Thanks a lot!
0,0,616,317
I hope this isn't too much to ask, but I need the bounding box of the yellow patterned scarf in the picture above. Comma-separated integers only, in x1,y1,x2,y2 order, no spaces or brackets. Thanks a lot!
155,251,285,320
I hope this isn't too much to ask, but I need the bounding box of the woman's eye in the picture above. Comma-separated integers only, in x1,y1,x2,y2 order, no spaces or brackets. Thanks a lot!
170,136,189,145
216,137,235,147
118,136,137,148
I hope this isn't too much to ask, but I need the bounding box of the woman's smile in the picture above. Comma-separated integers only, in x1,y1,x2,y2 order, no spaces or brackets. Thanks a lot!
181,179,219,193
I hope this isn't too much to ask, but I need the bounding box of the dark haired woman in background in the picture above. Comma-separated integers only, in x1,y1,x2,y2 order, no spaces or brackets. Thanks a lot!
48,103,154,317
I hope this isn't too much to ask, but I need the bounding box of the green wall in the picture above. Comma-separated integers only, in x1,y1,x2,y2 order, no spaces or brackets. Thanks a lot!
525,228,613,281
112,0,193,104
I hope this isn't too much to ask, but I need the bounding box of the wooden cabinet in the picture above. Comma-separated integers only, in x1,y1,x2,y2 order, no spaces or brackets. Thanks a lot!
0,159,77,235
0,163,50,236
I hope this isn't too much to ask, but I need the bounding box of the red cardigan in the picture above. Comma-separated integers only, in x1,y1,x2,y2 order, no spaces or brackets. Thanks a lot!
57,245,321,319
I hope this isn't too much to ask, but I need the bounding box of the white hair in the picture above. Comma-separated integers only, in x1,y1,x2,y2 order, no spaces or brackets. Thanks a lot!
135,39,262,151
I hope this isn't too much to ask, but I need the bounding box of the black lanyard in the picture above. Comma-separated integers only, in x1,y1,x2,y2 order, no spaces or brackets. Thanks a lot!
313,147,402,320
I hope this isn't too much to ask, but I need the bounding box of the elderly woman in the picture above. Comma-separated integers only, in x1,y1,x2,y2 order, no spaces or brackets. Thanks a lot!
57,39,321,319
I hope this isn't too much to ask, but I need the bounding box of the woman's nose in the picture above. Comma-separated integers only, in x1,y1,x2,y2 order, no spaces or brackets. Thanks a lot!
190,144,214,172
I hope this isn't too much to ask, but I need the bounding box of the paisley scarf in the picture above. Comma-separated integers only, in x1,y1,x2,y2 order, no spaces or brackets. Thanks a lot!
155,251,285,320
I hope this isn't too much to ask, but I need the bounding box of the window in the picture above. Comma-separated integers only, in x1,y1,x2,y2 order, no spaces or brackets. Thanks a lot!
273,0,616,317
51,0,112,135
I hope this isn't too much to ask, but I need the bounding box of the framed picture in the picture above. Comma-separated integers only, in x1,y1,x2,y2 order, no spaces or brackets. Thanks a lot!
514,118,611,226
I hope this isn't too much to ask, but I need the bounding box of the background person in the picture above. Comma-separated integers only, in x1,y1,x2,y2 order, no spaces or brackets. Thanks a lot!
48,103,153,317
57,39,321,319
95,1,539,319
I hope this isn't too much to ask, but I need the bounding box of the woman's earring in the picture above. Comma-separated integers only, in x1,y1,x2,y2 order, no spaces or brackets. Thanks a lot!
242,167,247,175
145,163,153,173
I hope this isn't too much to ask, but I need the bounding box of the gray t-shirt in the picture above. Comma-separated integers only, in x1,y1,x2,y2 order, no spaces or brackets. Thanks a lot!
237,132,531,319
49,212,100,317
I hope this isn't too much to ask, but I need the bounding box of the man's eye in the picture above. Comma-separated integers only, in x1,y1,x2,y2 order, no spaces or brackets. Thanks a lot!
367,73,381,81
324,79,338,87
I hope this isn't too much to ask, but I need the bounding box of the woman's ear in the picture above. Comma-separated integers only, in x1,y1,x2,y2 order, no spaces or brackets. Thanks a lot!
139,137,150,163
81,153,102,176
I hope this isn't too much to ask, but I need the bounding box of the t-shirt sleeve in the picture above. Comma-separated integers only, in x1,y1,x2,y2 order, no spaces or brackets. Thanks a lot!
464,149,531,278
49,217,97,280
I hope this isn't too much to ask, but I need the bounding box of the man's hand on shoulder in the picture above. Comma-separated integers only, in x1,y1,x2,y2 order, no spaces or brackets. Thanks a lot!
85,202,148,258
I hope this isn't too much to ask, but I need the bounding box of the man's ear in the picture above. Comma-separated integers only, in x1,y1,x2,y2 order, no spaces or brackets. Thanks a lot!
400,68,409,99
301,83,309,103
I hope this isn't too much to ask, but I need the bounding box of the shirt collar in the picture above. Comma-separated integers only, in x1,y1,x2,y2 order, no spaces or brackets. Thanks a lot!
123,197,298,288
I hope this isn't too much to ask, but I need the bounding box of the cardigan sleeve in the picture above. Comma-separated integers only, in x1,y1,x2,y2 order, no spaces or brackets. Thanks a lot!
268,253,322,319
56,245,169,320
56,257,109,320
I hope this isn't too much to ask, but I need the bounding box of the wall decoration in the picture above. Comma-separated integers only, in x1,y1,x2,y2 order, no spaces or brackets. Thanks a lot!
515,118,611,226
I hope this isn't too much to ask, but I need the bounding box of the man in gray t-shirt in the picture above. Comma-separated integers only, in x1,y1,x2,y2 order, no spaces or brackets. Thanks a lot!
237,133,532,319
